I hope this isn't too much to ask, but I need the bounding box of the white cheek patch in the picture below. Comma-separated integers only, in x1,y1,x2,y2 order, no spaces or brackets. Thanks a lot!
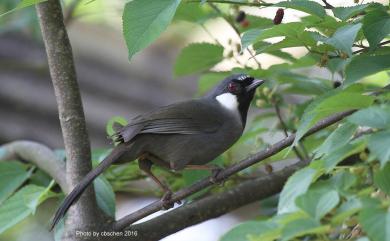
216,93,239,112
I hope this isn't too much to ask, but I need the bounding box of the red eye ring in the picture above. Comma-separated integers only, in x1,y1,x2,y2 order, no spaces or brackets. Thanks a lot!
228,83,238,93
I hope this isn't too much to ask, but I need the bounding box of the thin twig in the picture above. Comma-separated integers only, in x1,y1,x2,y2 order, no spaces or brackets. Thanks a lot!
321,0,335,9
113,110,355,231
273,101,307,162
208,2,262,68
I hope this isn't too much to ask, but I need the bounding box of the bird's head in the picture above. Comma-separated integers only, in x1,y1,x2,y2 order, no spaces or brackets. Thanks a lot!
206,74,265,125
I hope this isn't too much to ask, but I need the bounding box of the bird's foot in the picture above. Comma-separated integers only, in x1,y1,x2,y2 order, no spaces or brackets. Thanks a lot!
161,191,181,210
210,166,225,185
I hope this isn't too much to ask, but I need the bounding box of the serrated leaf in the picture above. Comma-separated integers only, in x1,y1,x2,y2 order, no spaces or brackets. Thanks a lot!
277,72,332,95
374,162,390,195
322,139,366,171
332,4,370,21
368,130,390,167
122,0,180,60
296,190,340,220
363,10,390,49
173,43,223,77
94,176,115,217
0,185,51,234
293,87,374,147
359,205,390,241
331,171,358,193
332,197,362,224
241,22,306,50
278,167,319,214
0,0,47,17
324,23,362,56
348,105,390,129
0,162,31,203
315,122,357,158
281,217,329,241
276,1,326,18
174,2,215,23
345,54,390,84
197,72,229,95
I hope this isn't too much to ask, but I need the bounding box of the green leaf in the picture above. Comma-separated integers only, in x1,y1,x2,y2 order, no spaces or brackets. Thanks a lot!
314,122,357,158
322,139,366,171
278,167,319,214
173,43,224,77
106,116,128,137
281,217,329,241
323,23,362,56
332,196,362,224
359,205,390,241
0,162,32,203
363,10,390,49
174,2,215,23
374,163,390,195
0,185,52,234
94,176,115,217
348,105,390,129
296,190,340,220
241,22,307,50
327,58,351,74
197,72,229,95
276,1,326,18
0,0,47,17
368,130,390,167
293,86,374,146
122,0,180,60
221,220,280,241
277,72,332,95
332,4,370,21
345,54,390,84
331,171,358,193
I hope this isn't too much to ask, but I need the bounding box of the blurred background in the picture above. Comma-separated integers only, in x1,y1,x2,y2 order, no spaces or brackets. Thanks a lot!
0,0,387,240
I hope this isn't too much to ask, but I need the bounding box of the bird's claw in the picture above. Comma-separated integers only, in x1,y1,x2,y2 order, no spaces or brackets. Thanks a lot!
161,191,181,210
210,167,225,185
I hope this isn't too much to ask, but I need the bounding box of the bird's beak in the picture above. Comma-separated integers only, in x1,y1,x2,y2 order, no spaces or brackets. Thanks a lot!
246,79,265,91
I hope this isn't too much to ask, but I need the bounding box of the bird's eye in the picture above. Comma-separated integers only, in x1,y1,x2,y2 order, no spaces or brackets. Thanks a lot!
228,82,241,94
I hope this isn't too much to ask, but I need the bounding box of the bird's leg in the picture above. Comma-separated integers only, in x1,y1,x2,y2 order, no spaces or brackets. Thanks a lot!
138,154,178,209
185,164,224,185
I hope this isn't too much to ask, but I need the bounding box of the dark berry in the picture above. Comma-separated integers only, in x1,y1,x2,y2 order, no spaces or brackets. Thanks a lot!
333,81,342,88
273,8,284,25
240,19,250,28
235,11,246,23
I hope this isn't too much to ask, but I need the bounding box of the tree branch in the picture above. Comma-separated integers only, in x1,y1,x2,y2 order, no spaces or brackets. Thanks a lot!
113,109,355,231
35,0,105,238
129,161,305,241
0,140,68,193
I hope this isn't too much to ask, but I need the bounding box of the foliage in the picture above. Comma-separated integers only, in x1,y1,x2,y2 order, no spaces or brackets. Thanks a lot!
1,0,390,240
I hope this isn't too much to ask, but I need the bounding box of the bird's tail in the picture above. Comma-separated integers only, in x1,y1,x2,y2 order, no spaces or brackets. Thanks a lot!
49,144,129,231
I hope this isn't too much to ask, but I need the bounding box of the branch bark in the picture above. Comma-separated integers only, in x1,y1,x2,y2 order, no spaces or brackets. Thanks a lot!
0,140,68,193
35,0,106,239
113,109,355,231
129,161,305,241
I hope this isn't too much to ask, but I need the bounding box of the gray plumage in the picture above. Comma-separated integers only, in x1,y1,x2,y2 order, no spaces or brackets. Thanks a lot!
50,74,264,230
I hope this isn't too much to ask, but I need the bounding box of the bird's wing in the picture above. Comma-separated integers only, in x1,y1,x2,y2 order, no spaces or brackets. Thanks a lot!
113,100,223,143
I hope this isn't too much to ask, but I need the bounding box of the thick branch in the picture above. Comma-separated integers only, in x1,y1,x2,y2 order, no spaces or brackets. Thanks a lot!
35,0,104,237
129,162,304,241
0,140,68,193
114,110,355,231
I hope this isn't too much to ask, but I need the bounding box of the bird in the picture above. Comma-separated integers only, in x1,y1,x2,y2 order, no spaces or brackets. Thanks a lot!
50,74,264,230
